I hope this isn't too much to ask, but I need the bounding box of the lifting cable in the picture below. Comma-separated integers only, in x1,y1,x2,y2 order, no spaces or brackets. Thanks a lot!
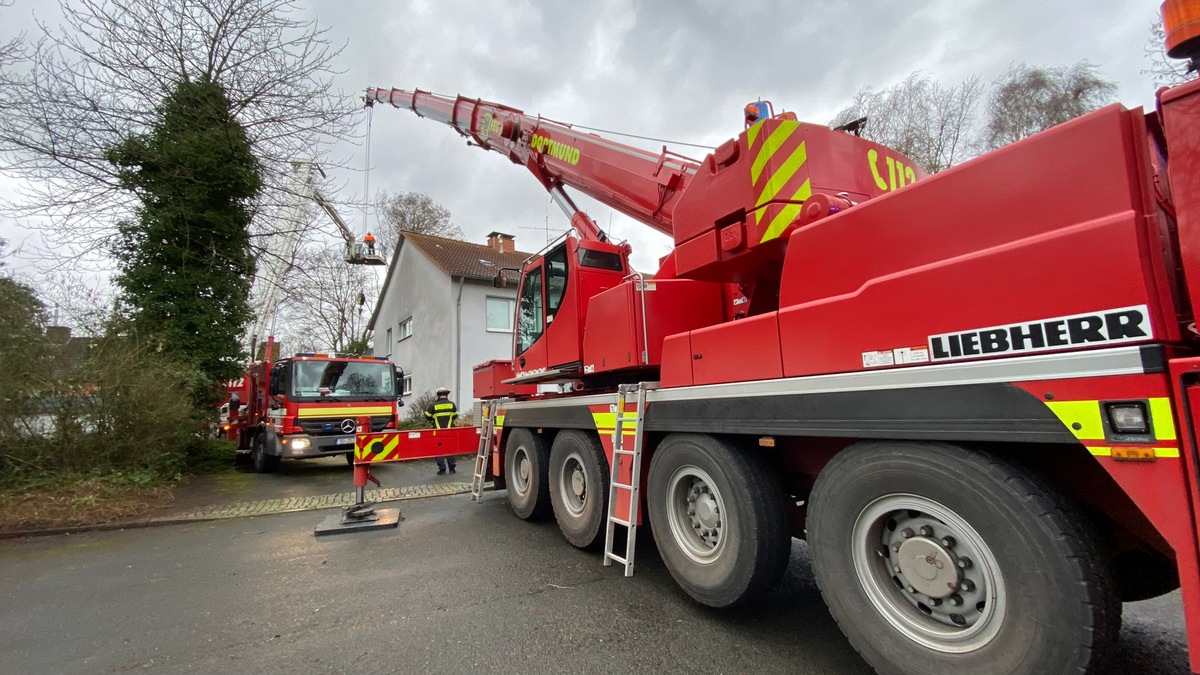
554,119,715,151
362,102,374,239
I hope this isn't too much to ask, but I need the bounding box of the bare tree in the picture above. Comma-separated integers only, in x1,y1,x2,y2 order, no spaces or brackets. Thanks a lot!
0,0,21,75
276,243,378,354
830,72,983,174
982,62,1117,151
373,190,464,257
1145,17,1193,87
0,0,357,258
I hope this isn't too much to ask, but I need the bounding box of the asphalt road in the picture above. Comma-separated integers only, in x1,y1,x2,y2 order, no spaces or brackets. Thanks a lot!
0,459,1193,674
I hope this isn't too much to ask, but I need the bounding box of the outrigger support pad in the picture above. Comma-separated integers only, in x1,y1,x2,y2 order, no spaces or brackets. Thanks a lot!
313,503,402,537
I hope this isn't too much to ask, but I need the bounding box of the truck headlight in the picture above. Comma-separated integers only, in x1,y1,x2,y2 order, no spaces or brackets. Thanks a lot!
1105,402,1149,435
291,438,312,451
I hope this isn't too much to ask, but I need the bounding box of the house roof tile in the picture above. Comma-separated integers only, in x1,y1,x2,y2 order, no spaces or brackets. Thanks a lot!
367,231,534,330
403,232,532,281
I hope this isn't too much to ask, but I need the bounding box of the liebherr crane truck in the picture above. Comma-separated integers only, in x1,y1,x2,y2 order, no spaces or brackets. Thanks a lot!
365,5,1200,672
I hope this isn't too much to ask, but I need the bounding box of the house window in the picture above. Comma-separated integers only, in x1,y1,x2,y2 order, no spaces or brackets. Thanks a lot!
486,297,515,332
398,317,413,341
401,374,413,395
385,327,393,351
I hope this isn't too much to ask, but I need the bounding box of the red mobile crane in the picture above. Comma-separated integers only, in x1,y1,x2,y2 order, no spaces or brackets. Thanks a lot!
365,7,1200,672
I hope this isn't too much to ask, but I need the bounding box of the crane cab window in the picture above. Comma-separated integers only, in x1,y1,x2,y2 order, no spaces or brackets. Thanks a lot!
578,247,623,272
517,266,544,355
546,245,568,315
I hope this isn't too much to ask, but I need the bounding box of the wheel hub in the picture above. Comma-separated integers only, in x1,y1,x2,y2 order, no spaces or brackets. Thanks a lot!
517,454,530,485
896,537,961,598
570,466,585,499
667,467,727,562
690,487,720,530
853,494,1006,654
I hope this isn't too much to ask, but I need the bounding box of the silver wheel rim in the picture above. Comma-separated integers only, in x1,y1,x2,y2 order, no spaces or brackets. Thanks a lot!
852,494,1006,653
557,450,587,518
511,446,531,497
665,465,726,564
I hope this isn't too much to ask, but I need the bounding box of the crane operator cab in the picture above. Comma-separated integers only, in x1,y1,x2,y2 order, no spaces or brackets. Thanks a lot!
505,235,628,385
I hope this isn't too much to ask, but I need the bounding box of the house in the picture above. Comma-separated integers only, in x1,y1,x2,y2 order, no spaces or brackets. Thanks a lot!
368,231,532,409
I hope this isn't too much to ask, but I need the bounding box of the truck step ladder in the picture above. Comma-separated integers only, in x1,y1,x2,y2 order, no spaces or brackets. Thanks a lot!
604,382,656,577
470,399,504,502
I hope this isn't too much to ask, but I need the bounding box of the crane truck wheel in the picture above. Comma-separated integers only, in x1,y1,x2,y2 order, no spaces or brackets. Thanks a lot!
807,441,1119,675
504,428,552,520
548,430,610,548
252,432,280,474
646,433,791,608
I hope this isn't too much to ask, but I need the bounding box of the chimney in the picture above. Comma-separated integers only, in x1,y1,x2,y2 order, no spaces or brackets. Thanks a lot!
486,231,515,254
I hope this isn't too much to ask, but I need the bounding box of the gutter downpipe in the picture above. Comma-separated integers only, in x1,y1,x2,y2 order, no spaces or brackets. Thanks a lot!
455,275,466,403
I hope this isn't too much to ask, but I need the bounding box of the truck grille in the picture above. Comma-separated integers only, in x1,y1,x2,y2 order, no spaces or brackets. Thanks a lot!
296,415,392,435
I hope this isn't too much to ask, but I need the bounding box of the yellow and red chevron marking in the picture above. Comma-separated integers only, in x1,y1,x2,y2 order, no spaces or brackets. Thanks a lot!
353,427,483,464
354,432,401,462
745,119,812,244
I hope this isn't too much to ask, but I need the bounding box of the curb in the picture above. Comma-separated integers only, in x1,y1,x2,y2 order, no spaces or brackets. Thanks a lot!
0,481,494,540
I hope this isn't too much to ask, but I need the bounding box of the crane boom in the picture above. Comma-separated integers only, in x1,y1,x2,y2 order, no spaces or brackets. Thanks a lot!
247,160,312,356
364,88,700,241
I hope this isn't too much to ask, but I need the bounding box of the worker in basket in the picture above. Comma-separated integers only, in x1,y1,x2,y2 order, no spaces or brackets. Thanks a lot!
425,387,458,475
364,231,376,256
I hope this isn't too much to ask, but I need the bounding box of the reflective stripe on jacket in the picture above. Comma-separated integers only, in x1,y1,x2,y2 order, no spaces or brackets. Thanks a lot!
424,399,458,429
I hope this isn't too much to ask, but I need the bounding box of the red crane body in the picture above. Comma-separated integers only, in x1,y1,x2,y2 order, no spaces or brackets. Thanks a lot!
367,51,1200,673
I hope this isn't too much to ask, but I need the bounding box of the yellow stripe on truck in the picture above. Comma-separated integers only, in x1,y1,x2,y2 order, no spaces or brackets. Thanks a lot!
592,412,638,435
1045,401,1105,440
296,406,392,418
1149,398,1177,440
1046,397,1176,445
1085,446,1179,458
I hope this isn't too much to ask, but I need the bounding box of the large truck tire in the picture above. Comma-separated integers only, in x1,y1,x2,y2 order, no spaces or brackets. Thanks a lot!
807,441,1120,675
646,433,790,608
549,430,609,548
504,428,551,520
252,433,280,474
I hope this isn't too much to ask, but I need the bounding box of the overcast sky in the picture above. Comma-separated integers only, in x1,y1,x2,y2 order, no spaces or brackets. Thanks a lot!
0,0,1169,292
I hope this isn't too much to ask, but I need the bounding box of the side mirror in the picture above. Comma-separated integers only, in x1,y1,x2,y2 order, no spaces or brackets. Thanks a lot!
396,397,405,407
493,267,520,288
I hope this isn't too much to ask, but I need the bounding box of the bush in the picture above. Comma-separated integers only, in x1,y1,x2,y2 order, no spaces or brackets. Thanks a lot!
0,333,202,488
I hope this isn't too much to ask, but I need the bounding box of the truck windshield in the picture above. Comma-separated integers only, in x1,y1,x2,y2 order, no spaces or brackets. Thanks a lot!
290,360,396,400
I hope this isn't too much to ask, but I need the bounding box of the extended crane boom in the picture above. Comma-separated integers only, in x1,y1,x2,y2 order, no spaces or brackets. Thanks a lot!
364,88,700,242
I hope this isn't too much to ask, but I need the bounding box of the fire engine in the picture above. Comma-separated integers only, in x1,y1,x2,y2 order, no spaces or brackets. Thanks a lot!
365,5,1200,673
224,338,404,472
222,161,399,472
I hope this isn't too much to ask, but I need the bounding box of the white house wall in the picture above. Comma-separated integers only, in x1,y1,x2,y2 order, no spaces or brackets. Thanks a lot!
373,245,452,407
373,243,522,415
457,279,518,403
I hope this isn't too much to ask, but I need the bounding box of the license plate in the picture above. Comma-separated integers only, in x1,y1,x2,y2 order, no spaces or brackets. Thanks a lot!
335,437,354,445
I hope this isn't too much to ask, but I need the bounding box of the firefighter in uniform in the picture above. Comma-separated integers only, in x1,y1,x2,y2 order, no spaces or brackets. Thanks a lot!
425,387,458,474
363,231,376,256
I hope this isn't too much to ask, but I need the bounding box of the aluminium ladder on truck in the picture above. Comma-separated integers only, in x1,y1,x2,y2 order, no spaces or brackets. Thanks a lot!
604,382,656,576
470,398,507,502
